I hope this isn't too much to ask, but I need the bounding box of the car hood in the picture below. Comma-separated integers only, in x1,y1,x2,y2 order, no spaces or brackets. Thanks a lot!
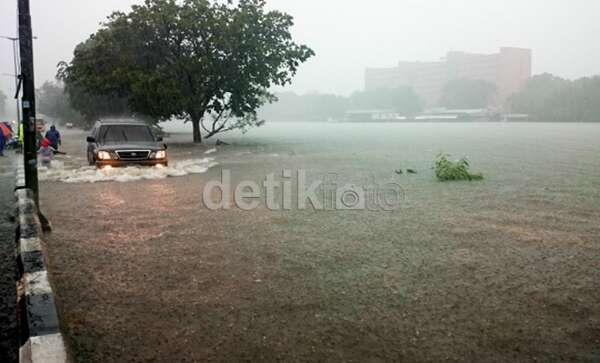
97,142,165,151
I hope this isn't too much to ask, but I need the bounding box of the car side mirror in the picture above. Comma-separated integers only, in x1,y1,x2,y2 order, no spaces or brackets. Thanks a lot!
156,136,163,142
163,144,168,150
86,136,95,143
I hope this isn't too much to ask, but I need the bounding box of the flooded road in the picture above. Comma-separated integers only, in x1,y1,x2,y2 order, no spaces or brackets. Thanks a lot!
40,123,600,361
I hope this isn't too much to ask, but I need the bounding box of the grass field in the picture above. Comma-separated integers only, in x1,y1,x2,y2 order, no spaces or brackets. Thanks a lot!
41,123,600,361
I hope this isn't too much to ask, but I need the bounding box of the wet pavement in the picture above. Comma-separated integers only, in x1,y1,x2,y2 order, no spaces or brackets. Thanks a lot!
0,153,17,363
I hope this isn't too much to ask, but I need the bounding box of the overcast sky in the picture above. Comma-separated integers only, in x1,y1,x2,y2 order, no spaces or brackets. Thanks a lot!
2,0,600,117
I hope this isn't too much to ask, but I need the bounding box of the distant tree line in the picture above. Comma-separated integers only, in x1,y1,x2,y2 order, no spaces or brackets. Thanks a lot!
42,76,133,129
36,81,82,125
260,87,423,122
260,80,504,122
36,77,500,126
259,92,347,121
280,74,600,122
351,87,423,114
508,73,600,122
35,81,129,129
36,69,600,128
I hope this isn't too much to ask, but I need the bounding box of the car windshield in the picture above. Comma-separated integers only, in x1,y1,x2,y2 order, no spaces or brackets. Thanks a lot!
99,125,155,144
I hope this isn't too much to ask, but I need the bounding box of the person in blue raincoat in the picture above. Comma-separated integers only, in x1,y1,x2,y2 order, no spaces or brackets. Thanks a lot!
45,125,61,150
0,127,5,156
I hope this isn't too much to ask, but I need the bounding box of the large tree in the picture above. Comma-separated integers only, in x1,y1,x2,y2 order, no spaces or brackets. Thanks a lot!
439,79,496,109
59,0,314,142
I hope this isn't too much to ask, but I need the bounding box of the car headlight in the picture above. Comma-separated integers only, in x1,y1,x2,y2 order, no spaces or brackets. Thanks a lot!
97,151,113,160
154,150,167,159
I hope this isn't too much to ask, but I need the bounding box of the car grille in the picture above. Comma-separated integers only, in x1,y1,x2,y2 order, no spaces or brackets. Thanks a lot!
116,150,151,160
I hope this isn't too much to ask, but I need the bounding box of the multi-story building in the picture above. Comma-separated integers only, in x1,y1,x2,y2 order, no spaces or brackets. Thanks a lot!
365,47,532,107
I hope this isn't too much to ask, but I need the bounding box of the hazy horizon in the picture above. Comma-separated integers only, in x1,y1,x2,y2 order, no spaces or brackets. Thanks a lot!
2,0,600,119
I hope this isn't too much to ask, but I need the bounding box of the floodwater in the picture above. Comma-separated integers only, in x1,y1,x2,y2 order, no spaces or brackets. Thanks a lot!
46,121,600,190
40,158,218,183
39,122,600,361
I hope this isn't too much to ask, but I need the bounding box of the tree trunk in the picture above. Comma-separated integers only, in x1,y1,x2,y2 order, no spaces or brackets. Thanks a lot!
191,117,202,143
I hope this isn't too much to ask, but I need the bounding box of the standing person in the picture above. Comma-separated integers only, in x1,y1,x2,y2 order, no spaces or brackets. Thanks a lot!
45,125,61,151
38,138,56,167
0,126,5,157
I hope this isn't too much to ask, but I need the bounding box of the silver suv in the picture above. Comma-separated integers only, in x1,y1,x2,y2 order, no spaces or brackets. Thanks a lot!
86,119,168,167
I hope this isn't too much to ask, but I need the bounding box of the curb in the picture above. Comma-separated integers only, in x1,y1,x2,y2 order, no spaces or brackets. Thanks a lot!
15,163,67,362
16,161,25,189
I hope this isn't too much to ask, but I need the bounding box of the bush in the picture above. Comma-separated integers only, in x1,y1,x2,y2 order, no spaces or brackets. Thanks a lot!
434,154,483,181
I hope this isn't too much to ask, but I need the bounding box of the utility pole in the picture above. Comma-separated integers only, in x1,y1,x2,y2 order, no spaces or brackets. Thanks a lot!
18,0,39,206
12,38,21,125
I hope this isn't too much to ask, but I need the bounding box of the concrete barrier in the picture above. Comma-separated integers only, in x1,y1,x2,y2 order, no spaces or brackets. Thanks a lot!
15,162,67,362
16,162,25,189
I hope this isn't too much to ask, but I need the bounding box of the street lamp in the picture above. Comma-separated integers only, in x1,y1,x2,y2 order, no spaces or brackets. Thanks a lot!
0,36,21,124
1,35,37,126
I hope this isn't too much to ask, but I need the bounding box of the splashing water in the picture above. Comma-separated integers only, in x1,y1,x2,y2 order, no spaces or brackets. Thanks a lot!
39,158,219,184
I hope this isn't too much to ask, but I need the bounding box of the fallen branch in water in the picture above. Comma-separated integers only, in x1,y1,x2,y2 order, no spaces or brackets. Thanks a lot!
434,154,483,181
